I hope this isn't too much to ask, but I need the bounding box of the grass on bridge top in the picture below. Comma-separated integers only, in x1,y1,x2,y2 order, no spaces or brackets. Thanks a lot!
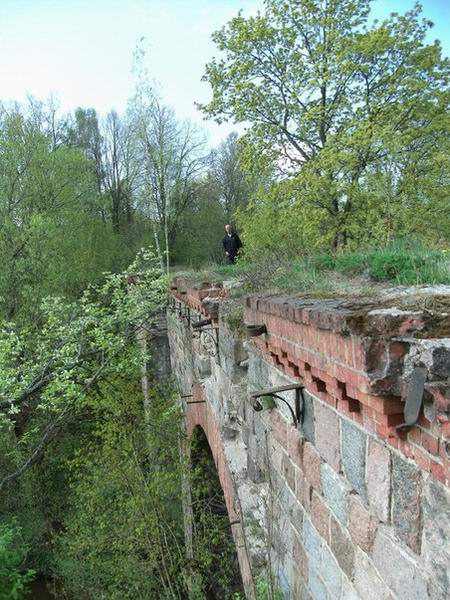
172,245,450,298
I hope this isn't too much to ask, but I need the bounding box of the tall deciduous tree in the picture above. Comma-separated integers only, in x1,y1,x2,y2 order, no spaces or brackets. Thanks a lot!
200,0,449,250
0,105,99,319
70,108,104,195
210,132,250,219
103,110,140,233
131,92,207,272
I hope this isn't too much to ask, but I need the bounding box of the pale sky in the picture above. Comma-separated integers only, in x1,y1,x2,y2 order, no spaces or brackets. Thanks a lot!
0,0,448,148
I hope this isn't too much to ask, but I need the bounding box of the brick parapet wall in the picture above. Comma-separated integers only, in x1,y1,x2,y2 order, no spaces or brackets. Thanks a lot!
242,295,450,488
168,279,450,599
170,278,450,488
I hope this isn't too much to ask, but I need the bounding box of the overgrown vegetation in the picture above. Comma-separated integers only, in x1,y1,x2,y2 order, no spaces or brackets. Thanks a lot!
201,0,450,258
1,0,449,597
175,244,450,297
0,252,246,599
0,522,35,600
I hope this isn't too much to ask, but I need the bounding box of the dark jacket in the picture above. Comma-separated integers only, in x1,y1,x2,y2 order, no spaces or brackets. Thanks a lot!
223,232,243,256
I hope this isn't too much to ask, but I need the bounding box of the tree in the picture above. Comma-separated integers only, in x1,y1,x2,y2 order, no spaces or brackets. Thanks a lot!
171,176,228,267
0,249,244,598
0,250,167,492
200,0,449,250
102,110,141,233
130,89,207,272
0,522,35,600
0,104,105,320
70,107,105,197
210,132,250,219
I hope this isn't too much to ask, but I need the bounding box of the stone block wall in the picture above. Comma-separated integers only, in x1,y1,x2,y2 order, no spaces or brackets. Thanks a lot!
168,279,450,600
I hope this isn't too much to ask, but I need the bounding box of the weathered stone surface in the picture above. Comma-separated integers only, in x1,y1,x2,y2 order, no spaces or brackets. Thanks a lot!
169,287,450,599
292,529,309,581
271,502,291,562
303,441,322,491
194,353,211,378
303,516,323,572
320,543,342,599
340,580,362,600
427,580,449,600
278,564,291,598
311,491,330,543
372,528,428,600
242,422,251,447
329,516,355,579
287,423,303,467
292,570,312,600
314,402,341,472
366,440,391,522
363,337,408,395
353,548,392,600
253,411,267,440
308,567,329,600
282,453,296,492
296,468,312,513
247,454,265,483
422,478,450,596
391,453,422,552
341,420,368,502
280,483,304,536
431,345,450,378
425,380,450,419
248,354,271,390
302,391,316,443
321,463,350,525
348,495,377,553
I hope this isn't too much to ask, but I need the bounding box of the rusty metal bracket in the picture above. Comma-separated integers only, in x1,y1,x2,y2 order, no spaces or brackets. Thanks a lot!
246,324,267,337
199,328,219,358
192,318,212,330
251,384,305,427
191,317,219,357
180,305,191,326
396,367,427,434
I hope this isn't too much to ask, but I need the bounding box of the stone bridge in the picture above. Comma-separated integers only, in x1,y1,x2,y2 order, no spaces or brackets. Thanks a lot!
167,278,450,600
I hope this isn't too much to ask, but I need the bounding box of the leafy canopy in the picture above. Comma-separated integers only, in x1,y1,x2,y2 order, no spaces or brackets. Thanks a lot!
200,0,449,252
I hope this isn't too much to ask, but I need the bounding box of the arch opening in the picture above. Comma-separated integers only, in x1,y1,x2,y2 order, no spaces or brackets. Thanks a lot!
190,425,245,600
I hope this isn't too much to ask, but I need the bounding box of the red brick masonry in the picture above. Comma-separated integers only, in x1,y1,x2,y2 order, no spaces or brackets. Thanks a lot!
171,278,450,489
185,382,254,593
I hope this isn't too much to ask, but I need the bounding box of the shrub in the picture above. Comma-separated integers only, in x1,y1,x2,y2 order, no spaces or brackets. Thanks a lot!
367,248,444,284
0,522,35,600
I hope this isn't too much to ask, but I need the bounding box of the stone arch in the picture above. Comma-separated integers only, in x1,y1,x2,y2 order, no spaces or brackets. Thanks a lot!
184,384,255,598
190,425,244,598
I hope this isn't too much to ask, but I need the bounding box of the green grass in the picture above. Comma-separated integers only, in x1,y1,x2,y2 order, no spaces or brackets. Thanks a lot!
310,246,450,285
172,245,450,296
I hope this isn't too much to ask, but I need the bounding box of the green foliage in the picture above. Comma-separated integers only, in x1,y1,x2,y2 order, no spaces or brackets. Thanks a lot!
366,247,447,284
53,381,187,599
233,576,283,600
201,0,450,255
0,103,148,323
190,429,245,599
225,302,245,334
0,247,248,598
172,179,227,268
309,245,450,285
182,244,450,296
0,522,35,600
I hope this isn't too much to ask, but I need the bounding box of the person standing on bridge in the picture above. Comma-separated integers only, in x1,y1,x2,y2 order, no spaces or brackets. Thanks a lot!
223,224,243,264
